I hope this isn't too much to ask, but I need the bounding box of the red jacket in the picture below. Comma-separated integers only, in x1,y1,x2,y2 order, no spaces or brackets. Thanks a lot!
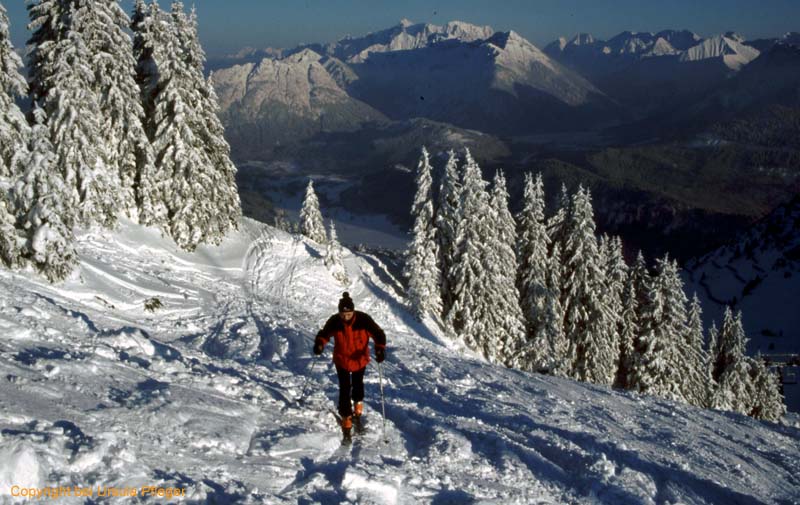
314,311,386,372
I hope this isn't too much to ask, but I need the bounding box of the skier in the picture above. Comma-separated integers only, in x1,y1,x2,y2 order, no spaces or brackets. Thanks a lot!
314,292,387,441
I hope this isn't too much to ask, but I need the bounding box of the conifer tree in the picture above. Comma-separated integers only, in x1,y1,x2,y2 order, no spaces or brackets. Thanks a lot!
706,322,720,403
446,150,505,363
712,309,755,414
684,294,712,407
561,187,616,384
131,0,169,226
541,243,568,374
171,3,241,238
487,170,526,366
28,0,118,228
602,234,627,350
628,256,688,401
547,183,571,256
517,173,550,347
76,0,154,213
325,220,349,285
404,147,442,320
12,107,77,281
436,150,461,317
300,179,326,243
0,3,29,179
748,357,786,422
133,1,239,248
615,270,638,389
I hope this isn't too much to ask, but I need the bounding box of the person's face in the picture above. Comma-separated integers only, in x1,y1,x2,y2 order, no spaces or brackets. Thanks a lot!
340,310,354,321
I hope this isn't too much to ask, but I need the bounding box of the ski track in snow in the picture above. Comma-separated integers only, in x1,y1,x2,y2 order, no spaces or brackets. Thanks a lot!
0,218,799,504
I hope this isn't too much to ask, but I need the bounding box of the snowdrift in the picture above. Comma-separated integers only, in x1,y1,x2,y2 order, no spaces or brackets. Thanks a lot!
0,218,798,504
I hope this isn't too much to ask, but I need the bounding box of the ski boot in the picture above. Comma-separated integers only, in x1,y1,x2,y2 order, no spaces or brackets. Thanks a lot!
353,402,365,434
341,415,353,444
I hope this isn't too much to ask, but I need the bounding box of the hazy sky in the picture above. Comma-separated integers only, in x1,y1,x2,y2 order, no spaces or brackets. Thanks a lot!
4,0,799,58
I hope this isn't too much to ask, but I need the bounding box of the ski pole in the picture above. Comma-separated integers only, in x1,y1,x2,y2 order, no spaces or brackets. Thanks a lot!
297,355,321,405
378,361,388,444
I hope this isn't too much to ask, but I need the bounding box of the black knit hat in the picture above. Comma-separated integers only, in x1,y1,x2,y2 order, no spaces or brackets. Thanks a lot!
338,292,355,312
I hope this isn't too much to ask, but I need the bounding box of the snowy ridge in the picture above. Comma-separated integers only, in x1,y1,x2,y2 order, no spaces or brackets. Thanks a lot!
547,29,758,71
680,35,760,70
212,50,385,123
0,219,799,503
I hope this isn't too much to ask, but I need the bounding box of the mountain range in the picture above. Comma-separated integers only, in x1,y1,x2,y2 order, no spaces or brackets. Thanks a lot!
213,20,800,262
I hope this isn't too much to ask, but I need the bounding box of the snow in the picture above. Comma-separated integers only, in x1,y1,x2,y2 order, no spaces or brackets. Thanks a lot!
0,217,798,503
680,35,760,70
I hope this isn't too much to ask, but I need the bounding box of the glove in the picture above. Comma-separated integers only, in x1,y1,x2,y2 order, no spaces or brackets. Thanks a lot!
375,347,385,363
313,343,323,355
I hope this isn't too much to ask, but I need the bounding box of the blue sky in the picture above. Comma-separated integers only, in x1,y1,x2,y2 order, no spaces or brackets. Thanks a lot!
5,0,800,57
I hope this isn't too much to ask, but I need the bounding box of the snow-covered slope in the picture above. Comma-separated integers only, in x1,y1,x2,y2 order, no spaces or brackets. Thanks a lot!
679,35,760,71
1,219,799,504
212,49,386,153
685,195,800,355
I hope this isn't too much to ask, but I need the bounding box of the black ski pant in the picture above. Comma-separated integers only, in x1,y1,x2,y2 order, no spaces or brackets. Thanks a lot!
336,365,365,418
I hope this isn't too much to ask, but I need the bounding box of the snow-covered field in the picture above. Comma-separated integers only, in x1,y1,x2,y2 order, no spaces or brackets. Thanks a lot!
1,218,799,504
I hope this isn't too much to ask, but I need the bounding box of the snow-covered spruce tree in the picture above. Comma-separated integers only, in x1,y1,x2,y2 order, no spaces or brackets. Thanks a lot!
131,0,169,226
12,106,77,281
325,220,349,285
748,357,786,422
517,172,551,363
705,322,720,402
547,183,571,256
711,309,755,414
601,234,627,361
135,1,234,249
561,187,617,384
685,294,712,407
74,0,154,214
300,179,326,243
542,242,567,375
629,256,691,402
27,0,118,228
0,3,29,179
487,170,526,367
614,269,639,389
403,146,442,320
446,150,505,363
436,149,461,318
170,3,240,239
